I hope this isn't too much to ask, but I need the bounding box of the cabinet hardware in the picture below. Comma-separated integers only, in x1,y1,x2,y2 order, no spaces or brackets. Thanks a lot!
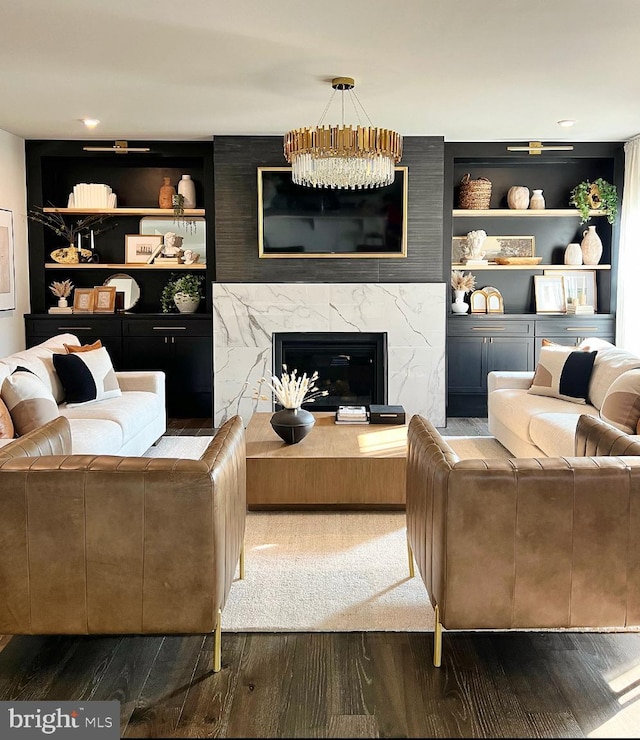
152,326,187,330
472,326,505,331
565,327,598,332
56,326,93,330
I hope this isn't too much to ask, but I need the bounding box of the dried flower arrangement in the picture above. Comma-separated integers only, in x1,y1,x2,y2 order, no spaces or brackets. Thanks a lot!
451,270,476,293
49,279,74,298
254,365,329,409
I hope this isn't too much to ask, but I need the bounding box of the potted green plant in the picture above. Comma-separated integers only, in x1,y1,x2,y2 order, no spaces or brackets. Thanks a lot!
569,178,618,225
161,272,204,313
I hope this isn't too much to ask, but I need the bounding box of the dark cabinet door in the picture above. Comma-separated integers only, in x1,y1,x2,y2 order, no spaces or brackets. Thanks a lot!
448,336,486,393
486,336,534,375
121,317,212,418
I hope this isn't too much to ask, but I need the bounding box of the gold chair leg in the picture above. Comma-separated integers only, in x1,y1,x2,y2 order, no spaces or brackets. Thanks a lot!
433,603,442,668
213,608,222,673
406,536,415,579
239,541,245,580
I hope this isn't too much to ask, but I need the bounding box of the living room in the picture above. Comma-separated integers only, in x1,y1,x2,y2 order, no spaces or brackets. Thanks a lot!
2,1,640,738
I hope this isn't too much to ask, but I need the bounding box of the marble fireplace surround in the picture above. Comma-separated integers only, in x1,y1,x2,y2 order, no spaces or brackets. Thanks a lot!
212,283,446,427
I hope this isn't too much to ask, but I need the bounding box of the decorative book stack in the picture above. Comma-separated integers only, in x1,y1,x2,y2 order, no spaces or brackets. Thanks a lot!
566,304,595,315
335,405,369,424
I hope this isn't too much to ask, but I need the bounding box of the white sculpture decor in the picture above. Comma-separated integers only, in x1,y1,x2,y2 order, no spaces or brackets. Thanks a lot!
462,230,488,265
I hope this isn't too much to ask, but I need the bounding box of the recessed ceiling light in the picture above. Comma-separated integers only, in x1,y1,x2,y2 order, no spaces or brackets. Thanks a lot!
81,118,100,129
557,119,576,128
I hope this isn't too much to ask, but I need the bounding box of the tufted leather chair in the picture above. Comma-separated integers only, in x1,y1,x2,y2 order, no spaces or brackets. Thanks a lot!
0,414,246,672
406,413,640,667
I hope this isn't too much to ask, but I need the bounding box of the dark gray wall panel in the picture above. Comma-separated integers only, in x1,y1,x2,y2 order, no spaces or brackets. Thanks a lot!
213,135,444,283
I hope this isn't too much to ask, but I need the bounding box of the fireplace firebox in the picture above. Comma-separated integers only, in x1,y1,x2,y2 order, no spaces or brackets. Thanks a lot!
273,332,387,411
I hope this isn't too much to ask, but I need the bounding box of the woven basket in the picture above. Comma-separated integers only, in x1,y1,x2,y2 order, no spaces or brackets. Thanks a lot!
458,174,492,209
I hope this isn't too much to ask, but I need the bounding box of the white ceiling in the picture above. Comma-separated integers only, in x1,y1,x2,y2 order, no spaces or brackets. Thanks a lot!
2,0,639,143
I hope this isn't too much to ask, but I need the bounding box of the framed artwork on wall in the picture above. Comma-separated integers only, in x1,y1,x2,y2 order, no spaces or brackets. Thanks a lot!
0,208,16,311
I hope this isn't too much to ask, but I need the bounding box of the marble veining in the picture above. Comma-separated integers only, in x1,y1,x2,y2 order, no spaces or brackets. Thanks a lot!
212,283,446,426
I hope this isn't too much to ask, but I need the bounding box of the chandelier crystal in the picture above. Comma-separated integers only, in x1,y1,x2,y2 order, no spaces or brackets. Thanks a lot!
284,77,403,190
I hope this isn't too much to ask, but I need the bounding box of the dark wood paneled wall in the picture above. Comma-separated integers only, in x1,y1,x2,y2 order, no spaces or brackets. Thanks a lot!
213,136,444,283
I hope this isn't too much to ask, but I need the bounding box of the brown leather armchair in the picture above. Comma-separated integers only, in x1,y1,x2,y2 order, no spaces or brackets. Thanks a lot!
406,413,640,667
0,414,246,672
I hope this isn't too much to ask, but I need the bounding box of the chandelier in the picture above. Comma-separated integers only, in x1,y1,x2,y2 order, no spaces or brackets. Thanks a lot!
283,77,403,190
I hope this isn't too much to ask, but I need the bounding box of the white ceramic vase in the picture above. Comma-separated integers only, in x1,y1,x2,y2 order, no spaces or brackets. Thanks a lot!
564,243,583,266
177,174,196,209
57,298,68,308
451,289,469,314
529,189,545,209
581,225,603,265
174,292,200,313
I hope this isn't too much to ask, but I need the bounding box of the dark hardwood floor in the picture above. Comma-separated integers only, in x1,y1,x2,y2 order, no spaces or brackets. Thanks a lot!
2,417,638,738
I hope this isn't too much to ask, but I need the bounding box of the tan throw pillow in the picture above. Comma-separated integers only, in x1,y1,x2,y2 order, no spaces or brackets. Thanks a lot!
599,368,640,434
0,397,14,439
528,346,597,404
1,367,59,435
64,339,103,353
588,348,640,411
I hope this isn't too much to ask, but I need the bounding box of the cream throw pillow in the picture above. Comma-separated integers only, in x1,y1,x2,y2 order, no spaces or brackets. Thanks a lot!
528,346,597,404
1,367,59,435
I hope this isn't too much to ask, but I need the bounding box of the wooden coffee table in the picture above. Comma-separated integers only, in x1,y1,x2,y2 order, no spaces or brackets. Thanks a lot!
245,411,407,509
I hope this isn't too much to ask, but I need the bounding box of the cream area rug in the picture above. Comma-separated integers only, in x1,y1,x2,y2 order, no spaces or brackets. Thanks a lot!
145,432,511,632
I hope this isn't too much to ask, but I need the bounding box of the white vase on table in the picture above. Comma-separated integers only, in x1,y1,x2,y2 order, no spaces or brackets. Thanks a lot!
451,289,469,314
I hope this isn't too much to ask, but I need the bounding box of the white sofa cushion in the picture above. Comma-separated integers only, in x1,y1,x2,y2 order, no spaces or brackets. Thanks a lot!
528,346,597,404
53,346,121,406
490,387,599,447
529,412,599,457
59,391,163,446
599,368,640,434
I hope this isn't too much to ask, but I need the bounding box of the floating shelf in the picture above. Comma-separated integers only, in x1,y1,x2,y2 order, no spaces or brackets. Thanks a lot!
451,263,611,271
42,207,205,216
45,263,206,270
452,209,607,218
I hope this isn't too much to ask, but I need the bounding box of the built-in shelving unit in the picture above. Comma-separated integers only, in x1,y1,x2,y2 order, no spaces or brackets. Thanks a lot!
25,139,215,418
445,140,625,417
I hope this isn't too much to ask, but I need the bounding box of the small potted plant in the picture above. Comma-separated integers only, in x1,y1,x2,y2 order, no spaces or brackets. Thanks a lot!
569,178,618,225
161,272,204,313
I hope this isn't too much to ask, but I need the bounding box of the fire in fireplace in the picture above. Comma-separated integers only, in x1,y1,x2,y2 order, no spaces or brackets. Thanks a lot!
272,332,387,411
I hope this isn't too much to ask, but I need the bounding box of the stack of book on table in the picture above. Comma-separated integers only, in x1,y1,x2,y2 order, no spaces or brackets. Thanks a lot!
566,303,595,315
335,405,369,424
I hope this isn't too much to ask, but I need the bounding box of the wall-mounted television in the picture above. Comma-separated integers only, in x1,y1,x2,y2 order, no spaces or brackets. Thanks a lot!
258,166,408,259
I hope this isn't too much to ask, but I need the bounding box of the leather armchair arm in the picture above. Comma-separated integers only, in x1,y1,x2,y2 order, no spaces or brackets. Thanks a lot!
575,414,640,456
0,416,72,460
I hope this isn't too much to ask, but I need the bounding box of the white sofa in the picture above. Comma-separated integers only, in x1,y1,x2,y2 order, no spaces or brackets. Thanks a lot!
0,334,166,455
488,342,640,457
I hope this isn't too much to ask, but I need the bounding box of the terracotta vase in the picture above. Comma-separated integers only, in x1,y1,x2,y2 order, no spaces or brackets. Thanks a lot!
158,176,176,209
581,225,603,265
564,243,583,266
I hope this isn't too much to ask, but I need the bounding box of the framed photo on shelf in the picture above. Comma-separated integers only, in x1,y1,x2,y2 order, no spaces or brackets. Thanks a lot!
534,275,566,313
544,269,597,310
73,288,95,313
0,208,15,311
93,285,117,313
125,234,163,264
